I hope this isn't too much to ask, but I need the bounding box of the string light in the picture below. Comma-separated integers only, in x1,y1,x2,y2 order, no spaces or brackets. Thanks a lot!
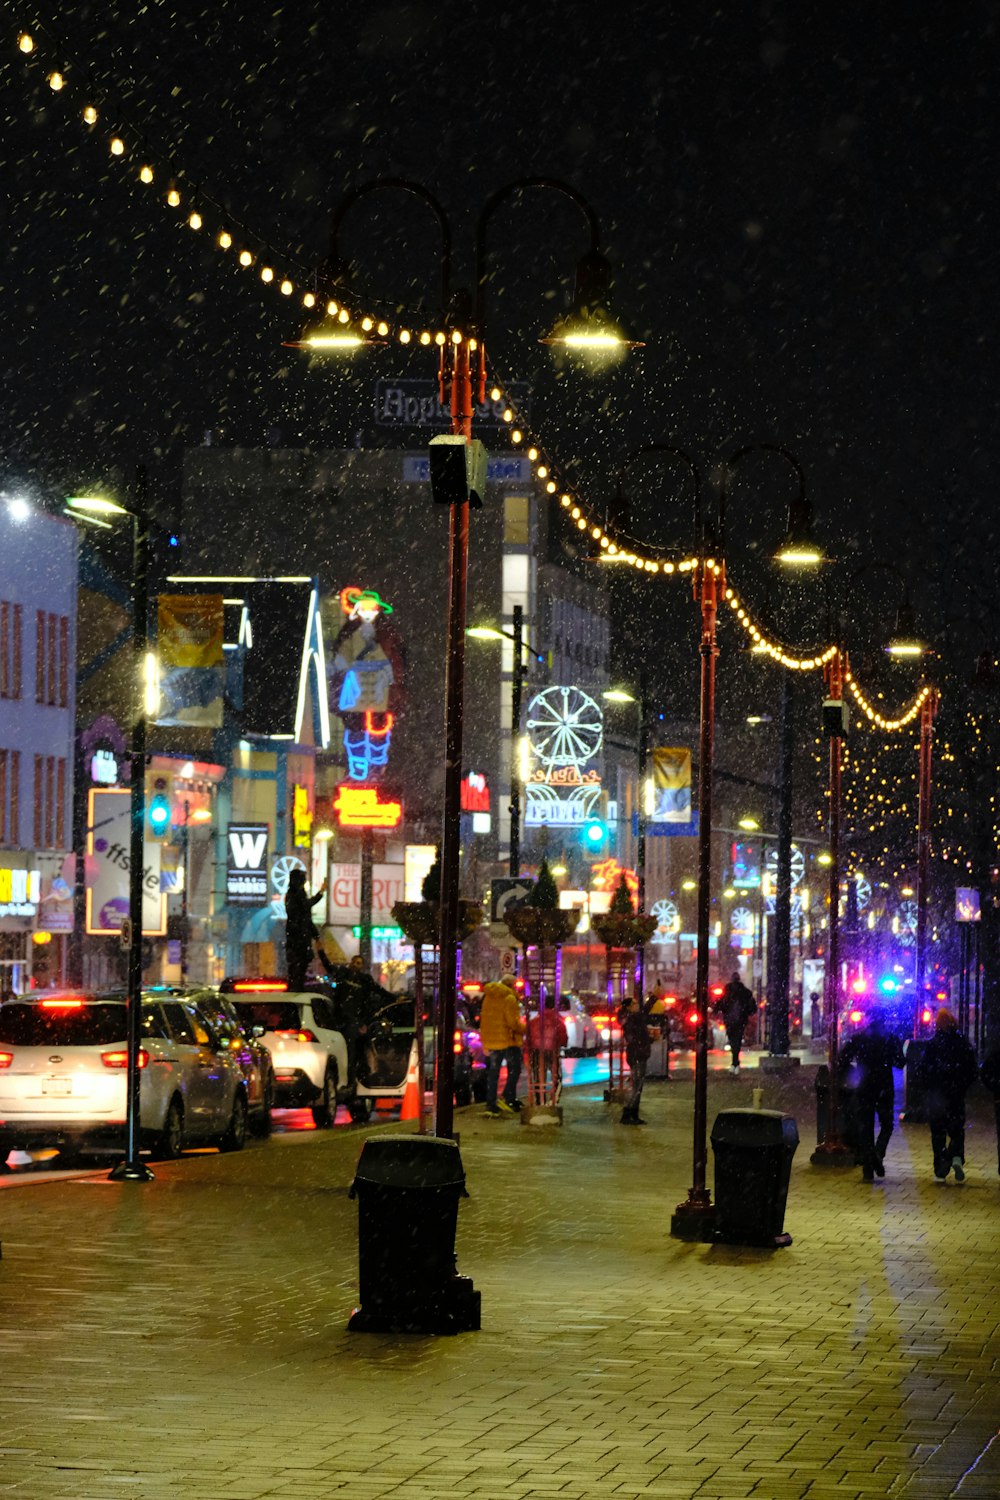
82,104,97,125
18,33,34,53
845,673,931,732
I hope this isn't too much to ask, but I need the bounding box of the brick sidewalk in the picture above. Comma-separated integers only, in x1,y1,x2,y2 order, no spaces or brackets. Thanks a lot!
0,1067,998,1499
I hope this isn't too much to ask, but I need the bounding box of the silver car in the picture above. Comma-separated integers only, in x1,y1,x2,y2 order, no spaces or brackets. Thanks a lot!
0,993,252,1163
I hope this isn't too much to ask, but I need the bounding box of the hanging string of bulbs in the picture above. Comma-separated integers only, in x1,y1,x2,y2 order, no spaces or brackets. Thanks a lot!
13,25,937,736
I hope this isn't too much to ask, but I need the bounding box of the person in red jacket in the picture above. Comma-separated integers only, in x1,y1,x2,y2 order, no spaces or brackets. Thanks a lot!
527,995,568,1105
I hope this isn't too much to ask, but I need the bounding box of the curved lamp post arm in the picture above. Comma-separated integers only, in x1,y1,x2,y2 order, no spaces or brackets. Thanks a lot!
474,177,602,334
721,443,806,557
614,442,702,553
327,178,452,314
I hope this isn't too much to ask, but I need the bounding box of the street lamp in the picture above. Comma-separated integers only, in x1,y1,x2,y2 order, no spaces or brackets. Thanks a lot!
724,446,823,1061
467,605,545,877
602,676,651,989
66,479,154,1183
302,177,632,1140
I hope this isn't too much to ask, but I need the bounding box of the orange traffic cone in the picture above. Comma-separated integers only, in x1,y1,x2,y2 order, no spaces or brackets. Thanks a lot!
399,1041,422,1123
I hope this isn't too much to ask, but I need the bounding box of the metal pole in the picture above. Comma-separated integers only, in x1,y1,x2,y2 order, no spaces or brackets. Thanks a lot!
180,800,190,988
433,335,473,1140
812,647,852,1165
509,604,524,878
636,666,649,997
671,560,721,1240
68,734,87,988
771,672,794,1055
110,467,153,1182
915,689,937,1024
359,827,374,975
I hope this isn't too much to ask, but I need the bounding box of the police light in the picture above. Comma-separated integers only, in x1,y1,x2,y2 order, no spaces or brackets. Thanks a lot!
878,976,898,995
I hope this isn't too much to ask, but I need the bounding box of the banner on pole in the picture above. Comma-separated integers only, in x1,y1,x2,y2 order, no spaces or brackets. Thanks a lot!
650,747,692,824
156,594,224,727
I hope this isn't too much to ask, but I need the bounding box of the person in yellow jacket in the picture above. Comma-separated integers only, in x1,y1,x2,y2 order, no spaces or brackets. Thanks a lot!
480,979,525,1116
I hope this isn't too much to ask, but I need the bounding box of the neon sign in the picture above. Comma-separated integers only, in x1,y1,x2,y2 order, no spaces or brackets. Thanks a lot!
334,785,403,830
292,784,313,847
524,685,603,827
331,586,404,781
0,866,40,919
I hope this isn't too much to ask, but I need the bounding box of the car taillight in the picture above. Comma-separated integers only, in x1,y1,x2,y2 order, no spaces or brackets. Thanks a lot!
41,997,85,1009
453,1029,464,1054
688,1010,699,1026
297,1030,317,1043
592,1014,609,1026
922,1008,932,1023
101,1049,149,1069
849,1010,863,1024
663,997,677,1007
233,980,288,992
0,1050,13,1069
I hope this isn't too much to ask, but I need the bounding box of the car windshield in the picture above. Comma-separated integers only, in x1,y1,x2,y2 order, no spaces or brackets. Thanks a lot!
230,999,303,1032
0,1001,128,1047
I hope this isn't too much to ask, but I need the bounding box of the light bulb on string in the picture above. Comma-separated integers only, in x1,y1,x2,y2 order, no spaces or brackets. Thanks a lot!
83,105,98,125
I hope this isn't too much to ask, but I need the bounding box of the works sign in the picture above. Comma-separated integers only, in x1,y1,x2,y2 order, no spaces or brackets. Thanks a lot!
227,824,269,906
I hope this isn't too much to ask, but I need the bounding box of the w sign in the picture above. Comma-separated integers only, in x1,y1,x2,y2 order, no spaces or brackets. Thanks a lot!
227,823,269,906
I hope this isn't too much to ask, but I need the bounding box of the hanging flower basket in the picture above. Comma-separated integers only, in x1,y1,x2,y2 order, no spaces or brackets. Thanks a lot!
392,900,483,945
504,906,578,950
592,913,658,951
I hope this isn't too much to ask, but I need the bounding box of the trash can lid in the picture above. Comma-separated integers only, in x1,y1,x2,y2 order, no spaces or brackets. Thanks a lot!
710,1108,799,1148
351,1134,467,1189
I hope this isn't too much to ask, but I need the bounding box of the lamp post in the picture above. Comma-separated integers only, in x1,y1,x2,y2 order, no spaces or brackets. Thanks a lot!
726,445,817,1059
467,605,546,877
810,644,854,1166
602,671,649,991
304,178,632,1140
66,477,154,1183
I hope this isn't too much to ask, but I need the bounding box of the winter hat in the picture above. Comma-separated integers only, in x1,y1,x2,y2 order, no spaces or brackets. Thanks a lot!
935,1008,958,1032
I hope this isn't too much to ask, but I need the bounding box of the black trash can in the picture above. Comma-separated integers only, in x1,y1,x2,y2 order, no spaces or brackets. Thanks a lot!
815,1065,860,1159
348,1135,480,1334
711,1108,799,1248
900,1038,930,1123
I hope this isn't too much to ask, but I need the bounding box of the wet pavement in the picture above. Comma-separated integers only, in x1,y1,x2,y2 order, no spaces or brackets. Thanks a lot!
0,1061,998,1498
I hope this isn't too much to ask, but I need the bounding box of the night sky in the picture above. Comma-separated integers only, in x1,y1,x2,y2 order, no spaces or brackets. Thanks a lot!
2,1,998,711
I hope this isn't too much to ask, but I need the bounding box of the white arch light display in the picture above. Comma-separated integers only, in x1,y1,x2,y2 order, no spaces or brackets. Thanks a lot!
524,685,603,827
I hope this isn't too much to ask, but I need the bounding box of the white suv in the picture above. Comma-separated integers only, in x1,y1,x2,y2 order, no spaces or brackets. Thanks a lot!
226,985,350,1126
0,993,251,1163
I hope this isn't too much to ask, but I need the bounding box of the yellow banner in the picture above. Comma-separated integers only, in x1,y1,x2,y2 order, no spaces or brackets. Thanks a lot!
156,594,224,726
651,747,692,823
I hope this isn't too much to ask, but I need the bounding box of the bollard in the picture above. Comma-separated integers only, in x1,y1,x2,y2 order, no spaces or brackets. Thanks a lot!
752,1087,764,1110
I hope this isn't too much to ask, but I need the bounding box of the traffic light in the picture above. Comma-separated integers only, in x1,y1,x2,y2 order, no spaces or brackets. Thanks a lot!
582,817,609,849
147,776,171,838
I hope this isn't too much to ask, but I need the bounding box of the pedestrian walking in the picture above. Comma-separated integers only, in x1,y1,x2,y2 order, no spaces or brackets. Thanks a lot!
920,1009,978,1181
980,1040,1000,1179
284,868,326,992
527,995,568,1107
479,979,525,1116
618,994,656,1124
716,971,757,1073
837,1011,905,1181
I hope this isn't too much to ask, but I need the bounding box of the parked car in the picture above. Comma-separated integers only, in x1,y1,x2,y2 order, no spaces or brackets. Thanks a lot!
0,992,253,1163
223,980,352,1124
558,994,599,1055
421,1002,487,1105
188,989,274,1136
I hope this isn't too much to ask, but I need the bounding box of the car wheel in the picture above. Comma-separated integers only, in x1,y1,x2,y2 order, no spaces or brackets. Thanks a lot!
311,1067,336,1128
156,1097,185,1160
454,1079,473,1107
348,1096,372,1123
250,1073,274,1137
220,1092,248,1153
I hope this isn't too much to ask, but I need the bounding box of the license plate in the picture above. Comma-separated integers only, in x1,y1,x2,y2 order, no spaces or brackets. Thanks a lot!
41,1077,72,1096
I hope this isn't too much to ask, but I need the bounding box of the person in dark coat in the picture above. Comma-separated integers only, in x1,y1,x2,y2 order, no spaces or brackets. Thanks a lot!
717,972,756,1073
617,994,656,1124
284,868,326,992
838,1011,905,1181
979,1040,1000,1178
921,1008,978,1180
